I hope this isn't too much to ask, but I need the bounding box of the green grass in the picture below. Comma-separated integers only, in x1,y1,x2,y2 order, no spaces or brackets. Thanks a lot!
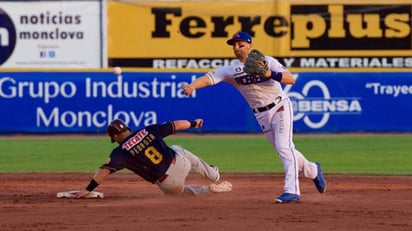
0,134,411,175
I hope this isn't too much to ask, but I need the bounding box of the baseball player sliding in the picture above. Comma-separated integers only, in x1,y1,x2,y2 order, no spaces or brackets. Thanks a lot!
75,118,232,198
182,31,326,203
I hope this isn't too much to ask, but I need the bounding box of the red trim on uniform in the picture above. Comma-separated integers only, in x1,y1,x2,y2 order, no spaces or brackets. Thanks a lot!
158,174,168,183
157,156,177,183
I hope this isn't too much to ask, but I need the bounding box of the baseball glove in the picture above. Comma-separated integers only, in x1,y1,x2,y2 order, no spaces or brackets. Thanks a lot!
243,49,268,76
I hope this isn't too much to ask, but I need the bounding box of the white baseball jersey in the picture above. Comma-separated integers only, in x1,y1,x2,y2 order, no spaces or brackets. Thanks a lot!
206,56,287,109
205,56,318,196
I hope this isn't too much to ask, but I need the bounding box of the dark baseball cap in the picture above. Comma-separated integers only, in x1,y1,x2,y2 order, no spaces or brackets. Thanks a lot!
107,119,130,143
226,31,252,45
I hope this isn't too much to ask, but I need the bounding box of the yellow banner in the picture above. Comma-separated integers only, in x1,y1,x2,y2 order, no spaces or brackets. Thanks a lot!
107,0,412,69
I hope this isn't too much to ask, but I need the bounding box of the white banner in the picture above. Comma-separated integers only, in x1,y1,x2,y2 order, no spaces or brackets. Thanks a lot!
0,0,105,68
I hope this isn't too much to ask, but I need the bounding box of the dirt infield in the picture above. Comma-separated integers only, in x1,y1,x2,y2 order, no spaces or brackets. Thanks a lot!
1,173,411,231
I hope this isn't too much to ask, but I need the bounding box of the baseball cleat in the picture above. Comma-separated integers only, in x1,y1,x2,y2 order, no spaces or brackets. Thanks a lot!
209,181,232,193
275,193,300,203
210,164,220,182
313,162,327,193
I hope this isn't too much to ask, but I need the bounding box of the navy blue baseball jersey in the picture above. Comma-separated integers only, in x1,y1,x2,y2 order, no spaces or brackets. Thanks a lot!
100,121,177,183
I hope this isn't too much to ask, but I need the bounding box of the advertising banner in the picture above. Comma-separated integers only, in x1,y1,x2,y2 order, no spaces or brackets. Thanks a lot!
287,73,412,132
0,0,105,68
107,0,412,70
0,71,411,133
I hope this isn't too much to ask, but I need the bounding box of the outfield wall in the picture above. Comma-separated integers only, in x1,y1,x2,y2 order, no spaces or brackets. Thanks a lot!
1,0,411,69
0,0,411,133
0,71,410,134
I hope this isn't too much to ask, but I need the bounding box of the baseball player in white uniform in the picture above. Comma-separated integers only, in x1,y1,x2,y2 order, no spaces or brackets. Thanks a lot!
182,31,326,203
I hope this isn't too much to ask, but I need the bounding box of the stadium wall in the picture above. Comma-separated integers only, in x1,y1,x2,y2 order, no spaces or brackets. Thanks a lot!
0,0,411,133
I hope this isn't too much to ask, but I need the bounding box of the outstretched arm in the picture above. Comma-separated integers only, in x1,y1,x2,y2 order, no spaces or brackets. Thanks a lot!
173,119,203,131
76,168,111,198
181,75,212,96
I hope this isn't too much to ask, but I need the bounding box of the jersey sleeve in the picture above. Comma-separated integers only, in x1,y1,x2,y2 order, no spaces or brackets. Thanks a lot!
146,121,175,138
267,56,289,73
206,66,231,85
100,148,125,173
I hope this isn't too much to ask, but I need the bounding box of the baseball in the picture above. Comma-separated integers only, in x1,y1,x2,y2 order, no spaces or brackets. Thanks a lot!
113,66,122,76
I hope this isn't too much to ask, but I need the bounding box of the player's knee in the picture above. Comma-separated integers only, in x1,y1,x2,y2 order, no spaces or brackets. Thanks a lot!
164,186,184,195
275,145,294,158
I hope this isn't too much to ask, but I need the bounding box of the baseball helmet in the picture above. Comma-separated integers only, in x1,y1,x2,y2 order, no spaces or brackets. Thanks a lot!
226,31,252,45
107,119,130,143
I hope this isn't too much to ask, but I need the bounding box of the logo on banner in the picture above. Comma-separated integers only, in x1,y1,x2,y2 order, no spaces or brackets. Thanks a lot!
284,75,362,129
0,8,17,66
290,5,411,50
40,50,56,58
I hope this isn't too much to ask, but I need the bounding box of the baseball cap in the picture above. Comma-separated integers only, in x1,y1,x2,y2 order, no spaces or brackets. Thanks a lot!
226,31,252,45
107,119,130,143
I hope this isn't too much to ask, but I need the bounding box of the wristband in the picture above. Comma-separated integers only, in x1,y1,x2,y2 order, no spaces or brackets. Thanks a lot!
189,120,197,128
270,71,283,82
86,179,99,192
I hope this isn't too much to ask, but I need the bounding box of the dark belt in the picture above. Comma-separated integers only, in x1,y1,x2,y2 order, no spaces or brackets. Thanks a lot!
157,156,176,183
252,96,282,113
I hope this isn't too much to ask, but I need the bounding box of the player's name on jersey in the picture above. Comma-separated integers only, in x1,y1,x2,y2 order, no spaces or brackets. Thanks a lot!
108,57,412,69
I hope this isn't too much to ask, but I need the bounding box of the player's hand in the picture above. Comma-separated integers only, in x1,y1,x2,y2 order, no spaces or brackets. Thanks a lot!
76,190,90,199
181,84,194,96
194,119,203,128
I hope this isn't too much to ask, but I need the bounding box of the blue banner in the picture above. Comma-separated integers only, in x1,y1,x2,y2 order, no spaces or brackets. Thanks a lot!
287,72,412,132
0,71,411,133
